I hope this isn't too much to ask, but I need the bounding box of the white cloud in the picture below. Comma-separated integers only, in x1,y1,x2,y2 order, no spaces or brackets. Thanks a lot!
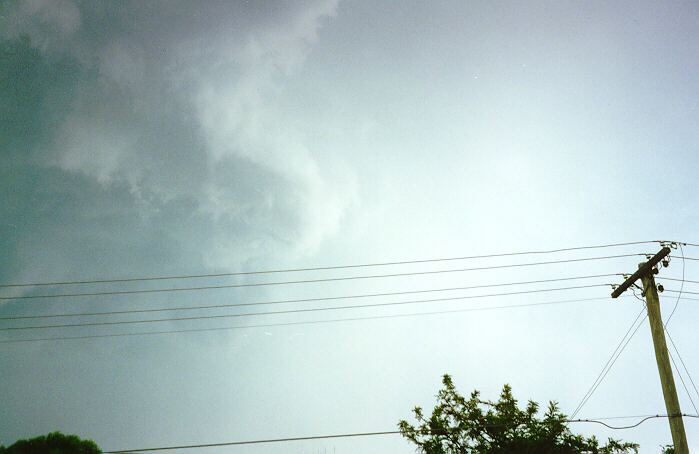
2,0,353,270
52,114,133,185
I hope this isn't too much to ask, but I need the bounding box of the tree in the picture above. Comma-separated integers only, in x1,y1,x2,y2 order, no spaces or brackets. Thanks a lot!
399,374,639,454
0,432,101,454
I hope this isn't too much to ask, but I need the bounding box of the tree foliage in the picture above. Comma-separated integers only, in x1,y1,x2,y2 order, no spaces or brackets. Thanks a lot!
399,375,639,454
0,432,101,454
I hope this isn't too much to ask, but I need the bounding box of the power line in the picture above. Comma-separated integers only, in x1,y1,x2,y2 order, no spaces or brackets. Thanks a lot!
665,296,699,301
591,311,647,399
664,326,699,410
570,305,648,419
576,413,672,420
571,310,647,419
669,256,699,261
0,273,618,320
665,290,699,295
0,295,616,344
667,346,699,415
0,241,660,289
664,243,686,326
100,414,699,453
659,277,699,285
569,414,698,430
0,284,609,332
102,431,402,453
0,255,640,301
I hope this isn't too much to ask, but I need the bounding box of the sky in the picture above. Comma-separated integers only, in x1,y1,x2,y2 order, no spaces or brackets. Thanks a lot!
0,1,698,453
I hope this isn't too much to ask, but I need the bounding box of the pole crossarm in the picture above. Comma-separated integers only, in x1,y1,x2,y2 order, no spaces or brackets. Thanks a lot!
611,247,670,298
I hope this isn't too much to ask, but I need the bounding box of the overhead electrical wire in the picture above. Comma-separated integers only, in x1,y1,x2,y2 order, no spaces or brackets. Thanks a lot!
574,413,675,420
0,255,642,301
0,295,619,344
669,256,699,261
666,346,699,415
3,239,695,448
664,243,686,326
99,414,699,453
664,326,699,410
658,277,699,285
570,305,648,419
0,241,661,289
570,258,696,420
569,414,698,430
665,290,699,295
0,284,610,332
570,310,647,419
587,311,647,406
0,273,619,320
667,296,699,301
103,431,402,453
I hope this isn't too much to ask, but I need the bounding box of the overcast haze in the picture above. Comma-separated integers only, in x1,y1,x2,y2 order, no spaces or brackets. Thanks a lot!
1,1,698,453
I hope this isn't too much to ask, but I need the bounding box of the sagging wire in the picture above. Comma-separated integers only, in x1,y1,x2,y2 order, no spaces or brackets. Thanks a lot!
664,243,685,326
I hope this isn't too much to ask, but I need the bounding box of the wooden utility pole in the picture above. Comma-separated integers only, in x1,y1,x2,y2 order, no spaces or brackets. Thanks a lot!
611,247,689,454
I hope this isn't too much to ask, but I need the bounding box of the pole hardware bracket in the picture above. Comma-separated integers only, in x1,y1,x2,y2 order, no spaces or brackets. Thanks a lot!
611,247,671,299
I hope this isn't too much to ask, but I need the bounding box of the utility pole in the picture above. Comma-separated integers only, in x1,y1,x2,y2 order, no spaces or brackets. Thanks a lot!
611,247,689,454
